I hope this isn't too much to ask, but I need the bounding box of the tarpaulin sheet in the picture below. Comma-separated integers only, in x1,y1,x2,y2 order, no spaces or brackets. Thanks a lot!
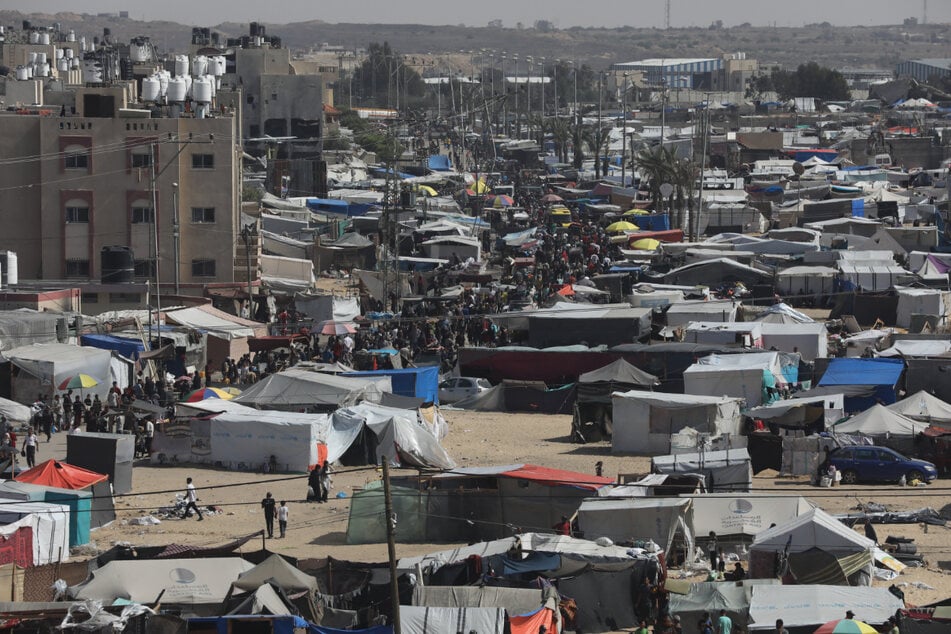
509,606,557,634
500,552,561,576
346,367,439,403
80,334,145,360
310,626,392,634
499,464,613,491
399,606,504,634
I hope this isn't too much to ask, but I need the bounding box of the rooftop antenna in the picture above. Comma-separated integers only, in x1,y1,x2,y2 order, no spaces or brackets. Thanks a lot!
665,0,671,29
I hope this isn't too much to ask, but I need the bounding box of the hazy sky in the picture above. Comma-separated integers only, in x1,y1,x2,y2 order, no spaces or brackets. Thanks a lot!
12,0,951,28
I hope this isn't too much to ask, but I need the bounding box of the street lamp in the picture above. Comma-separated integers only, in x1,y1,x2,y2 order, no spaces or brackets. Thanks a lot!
621,73,629,188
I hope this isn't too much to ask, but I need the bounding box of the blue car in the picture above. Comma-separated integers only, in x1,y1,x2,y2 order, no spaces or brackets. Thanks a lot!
829,446,938,484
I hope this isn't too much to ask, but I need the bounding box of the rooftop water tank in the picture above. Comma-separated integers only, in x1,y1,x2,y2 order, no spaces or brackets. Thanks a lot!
192,55,208,77
192,76,212,103
0,251,19,288
36,62,50,77
57,57,69,73
210,55,226,76
167,76,187,102
101,246,135,284
38,32,50,45
15,66,28,81
141,75,161,102
67,29,76,42
36,52,47,65
55,48,64,59
27,51,37,65
129,40,151,63
28,31,39,44
82,60,103,84
174,54,189,77
65,48,74,59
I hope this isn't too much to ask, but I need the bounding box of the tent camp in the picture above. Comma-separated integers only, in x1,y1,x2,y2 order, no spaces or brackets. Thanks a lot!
612,391,744,455
70,557,255,607
888,390,951,424
831,404,926,453
573,359,658,441
232,554,318,593
683,352,800,407
233,368,389,410
749,508,874,586
686,493,814,538
759,322,828,361
0,501,70,566
15,460,114,529
576,497,693,555
346,367,440,403
669,580,779,632
746,585,904,630
652,448,753,492
747,393,846,430
0,480,92,547
817,357,904,411
1,343,132,402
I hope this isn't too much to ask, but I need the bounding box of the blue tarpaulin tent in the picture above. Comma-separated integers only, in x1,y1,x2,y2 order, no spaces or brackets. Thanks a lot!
346,366,440,403
80,334,145,361
306,199,373,217
427,154,452,171
630,213,670,231
817,357,904,411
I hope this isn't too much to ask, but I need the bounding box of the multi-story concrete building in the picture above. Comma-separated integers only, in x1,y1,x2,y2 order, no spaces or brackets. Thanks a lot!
0,82,244,307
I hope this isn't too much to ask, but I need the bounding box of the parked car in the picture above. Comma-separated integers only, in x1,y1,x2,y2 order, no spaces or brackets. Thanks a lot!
438,377,492,404
829,446,938,484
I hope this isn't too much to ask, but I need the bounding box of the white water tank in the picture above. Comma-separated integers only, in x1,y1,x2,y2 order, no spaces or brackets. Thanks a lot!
141,75,161,102
28,31,39,44
157,70,170,96
174,54,189,77
0,251,19,288
167,76,187,102
210,55,226,76
80,36,86,51
25,65,34,78
38,32,50,45
37,62,50,77
192,55,208,77
67,29,76,42
57,57,69,72
129,42,150,62
27,51,37,65
55,48,64,59
192,76,213,103
15,66,29,81
82,60,103,83
36,52,47,65
65,48,74,59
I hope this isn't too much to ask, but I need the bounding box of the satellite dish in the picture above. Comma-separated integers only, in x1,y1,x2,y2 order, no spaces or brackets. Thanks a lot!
659,183,675,198
793,162,805,176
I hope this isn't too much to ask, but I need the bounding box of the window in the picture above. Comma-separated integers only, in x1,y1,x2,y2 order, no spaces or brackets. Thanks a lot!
65,259,90,277
134,259,156,278
191,258,216,277
192,153,215,169
65,206,89,223
191,207,216,223
131,205,155,224
64,151,89,170
109,292,141,303
130,153,152,168
81,292,99,304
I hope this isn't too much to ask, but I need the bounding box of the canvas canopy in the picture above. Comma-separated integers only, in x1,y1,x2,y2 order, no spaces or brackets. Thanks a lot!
293,294,360,323
832,403,925,436
888,390,951,423
233,368,389,409
669,581,762,631
232,554,318,593
70,557,255,605
686,493,813,537
652,448,752,492
399,606,504,634
2,343,130,402
612,391,743,455
746,585,903,629
576,497,693,555
0,501,70,566
683,352,800,407
0,398,31,424
759,322,828,361
577,359,659,403
165,306,265,340
747,394,845,428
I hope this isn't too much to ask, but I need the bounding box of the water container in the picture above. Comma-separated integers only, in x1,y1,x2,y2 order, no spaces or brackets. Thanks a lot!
36,52,47,65
29,31,39,44
55,48,64,59
210,55,226,76
37,62,50,77
82,60,103,84
25,65,33,79
167,77,187,102
192,76,212,103
57,58,69,73
192,55,207,77
27,51,37,65
67,29,76,42
100,246,135,284
141,75,161,102
65,48,74,59
39,32,50,45
129,42,150,63
0,251,19,287
158,70,169,95
174,54,189,77
15,66,28,81
80,36,86,51
183,74,193,97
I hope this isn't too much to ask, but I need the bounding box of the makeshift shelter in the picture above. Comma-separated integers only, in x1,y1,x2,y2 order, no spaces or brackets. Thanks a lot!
345,367,440,403
526,307,652,348
888,390,951,423
652,448,753,492
346,465,612,544
573,359,658,441
0,398,30,424
665,300,739,328
15,460,114,529
576,497,693,555
1,343,131,402
748,393,846,430
831,404,925,453
817,357,904,411
66,433,134,494
749,508,874,586
669,581,764,632
293,294,360,324
0,501,69,566
746,585,903,630
232,554,318,593
683,352,800,407
165,306,267,363
895,287,950,329
400,606,504,634
687,494,813,538
233,368,389,410
612,391,744,455
412,586,560,634
0,480,92,547
683,322,763,348
759,322,828,361
70,557,255,608
453,381,575,415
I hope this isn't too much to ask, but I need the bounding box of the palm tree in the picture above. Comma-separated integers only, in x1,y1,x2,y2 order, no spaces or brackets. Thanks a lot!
546,117,572,164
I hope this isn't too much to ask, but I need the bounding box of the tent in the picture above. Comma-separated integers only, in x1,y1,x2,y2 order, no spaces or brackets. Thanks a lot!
665,300,739,328
399,606,504,634
2,343,131,402
70,557,255,606
233,368,389,410
0,480,92,547
759,322,828,362
15,460,114,529
747,393,845,430
686,494,813,538
888,390,951,423
412,586,560,633
612,391,744,455
833,403,925,436
817,357,904,411
652,448,752,492
576,497,693,555
683,352,800,407
232,554,318,593
0,398,31,424
345,367,440,403
746,585,904,630
749,508,874,586
895,287,950,329
669,581,767,632
0,501,70,566
577,358,659,401
683,321,763,348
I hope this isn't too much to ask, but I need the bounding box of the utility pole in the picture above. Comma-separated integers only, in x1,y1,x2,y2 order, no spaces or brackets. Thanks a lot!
241,224,255,314
149,142,161,349
382,460,402,634
621,73,629,188
695,101,709,242
172,182,180,295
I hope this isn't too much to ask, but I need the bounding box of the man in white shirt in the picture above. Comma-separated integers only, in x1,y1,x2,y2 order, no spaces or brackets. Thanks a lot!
277,501,288,538
182,477,203,521
144,418,155,456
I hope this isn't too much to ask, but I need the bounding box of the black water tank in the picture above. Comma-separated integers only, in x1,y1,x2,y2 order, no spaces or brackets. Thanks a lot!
101,246,134,284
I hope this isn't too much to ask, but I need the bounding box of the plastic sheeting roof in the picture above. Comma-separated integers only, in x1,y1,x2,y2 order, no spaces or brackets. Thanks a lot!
164,305,265,340
832,403,925,436
747,585,902,630
233,367,389,408
818,358,904,387
888,390,951,423
751,507,873,554
15,459,108,489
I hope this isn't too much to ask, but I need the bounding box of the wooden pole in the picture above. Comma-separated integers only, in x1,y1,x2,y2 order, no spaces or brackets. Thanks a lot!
382,460,401,634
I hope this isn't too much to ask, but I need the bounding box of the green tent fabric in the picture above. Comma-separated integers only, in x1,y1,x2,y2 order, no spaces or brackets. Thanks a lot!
787,547,870,585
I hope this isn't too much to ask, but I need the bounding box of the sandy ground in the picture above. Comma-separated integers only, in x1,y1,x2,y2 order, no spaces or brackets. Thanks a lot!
45,409,951,617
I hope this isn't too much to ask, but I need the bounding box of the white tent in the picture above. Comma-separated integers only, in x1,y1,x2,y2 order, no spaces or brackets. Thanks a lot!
400,606,504,634
832,403,925,436
683,322,762,348
665,300,738,328
2,343,131,403
895,287,950,329
686,493,813,537
747,585,903,629
652,448,752,492
747,393,845,428
0,502,70,566
759,323,828,362
888,390,951,423
683,352,800,407
775,265,837,298
259,254,316,292
611,391,743,455
233,368,390,409
576,497,693,555
750,508,874,585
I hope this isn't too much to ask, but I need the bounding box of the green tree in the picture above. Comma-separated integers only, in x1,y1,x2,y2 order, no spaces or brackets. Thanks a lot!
770,62,851,101
350,41,425,108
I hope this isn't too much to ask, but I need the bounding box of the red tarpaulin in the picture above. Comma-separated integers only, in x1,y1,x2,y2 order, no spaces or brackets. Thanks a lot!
15,460,108,489
0,527,33,568
499,464,613,491
509,607,557,634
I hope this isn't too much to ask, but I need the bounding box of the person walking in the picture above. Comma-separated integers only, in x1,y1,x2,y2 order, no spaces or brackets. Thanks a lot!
318,463,333,503
308,465,320,502
717,609,733,634
277,500,288,538
144,417,154,456
182,477,203,520
261,492,276,537
23,428,37,468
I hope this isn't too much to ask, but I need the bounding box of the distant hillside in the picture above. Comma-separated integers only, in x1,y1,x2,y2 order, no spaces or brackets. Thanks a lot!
3,10,950,71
